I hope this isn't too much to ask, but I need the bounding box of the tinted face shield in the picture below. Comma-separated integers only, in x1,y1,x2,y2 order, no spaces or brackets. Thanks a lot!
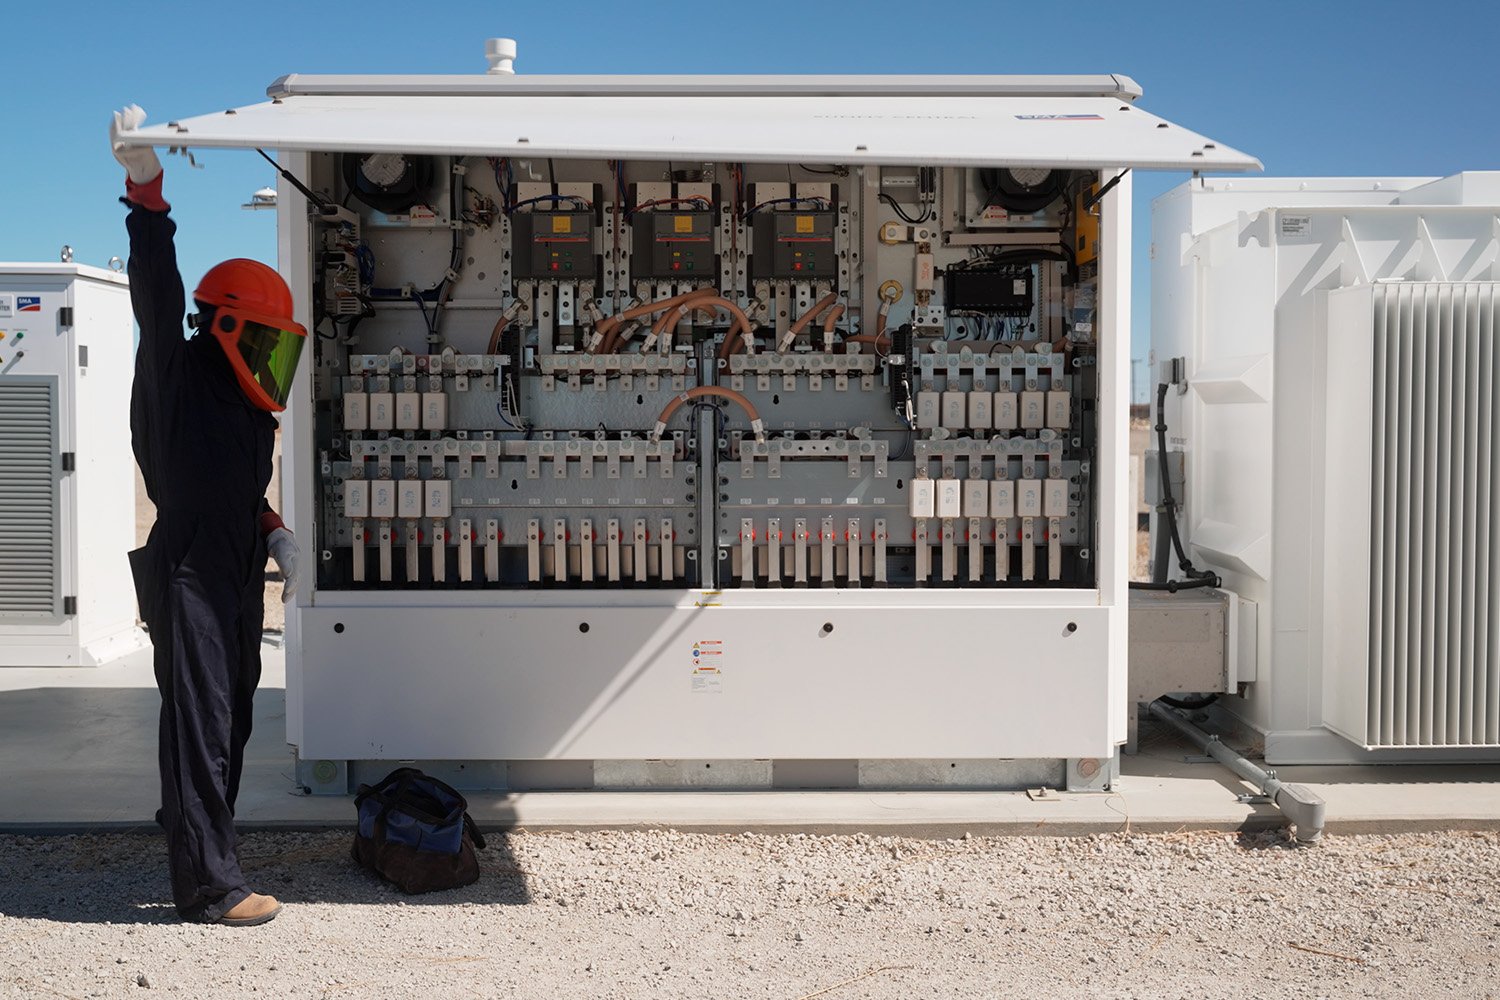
206,309,307,412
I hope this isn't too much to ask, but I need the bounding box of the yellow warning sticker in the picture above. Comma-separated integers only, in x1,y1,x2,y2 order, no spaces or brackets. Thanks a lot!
673,215,694,234
794,215,815,234
551,216,573,234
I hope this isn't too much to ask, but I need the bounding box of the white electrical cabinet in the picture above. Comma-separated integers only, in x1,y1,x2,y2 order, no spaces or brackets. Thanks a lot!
1152,172,1500,763
0,264,145,666
123,52,1257,790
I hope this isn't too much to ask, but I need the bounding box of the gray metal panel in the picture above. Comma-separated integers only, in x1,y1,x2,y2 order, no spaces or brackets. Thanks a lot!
1127,588,1231,705
296,602,1116,760
0,377,60,620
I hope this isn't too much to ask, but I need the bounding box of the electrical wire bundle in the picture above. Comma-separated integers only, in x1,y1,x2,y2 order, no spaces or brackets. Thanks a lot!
1130,382,1221,594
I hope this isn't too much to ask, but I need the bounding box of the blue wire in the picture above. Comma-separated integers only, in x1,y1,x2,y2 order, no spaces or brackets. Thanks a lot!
355,243,376,285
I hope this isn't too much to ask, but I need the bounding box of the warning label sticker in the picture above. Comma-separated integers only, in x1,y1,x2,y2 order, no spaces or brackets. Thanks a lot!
691,639,724,694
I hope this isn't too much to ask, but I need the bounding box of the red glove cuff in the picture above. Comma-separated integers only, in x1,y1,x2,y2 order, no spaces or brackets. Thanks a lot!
125,171,169,212
260,510,286,538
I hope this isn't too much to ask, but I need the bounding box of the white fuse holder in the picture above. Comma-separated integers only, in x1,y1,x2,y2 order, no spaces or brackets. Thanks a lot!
962,479,989,517
369,480,396,519
1043,479,1069,518
1046,390,1070,429
395,392,421,430
368,392,394,431
936,478,962,518
343,392,369,431
915,391,940,430
343,480,370,518
990,479,1015,518
915,251,935,291
994,391,1019,431
941,391,967,430
967,391,992,430
422,391,447,431
1016,479,1042,518
397,480,423,519
908,477,936,518
1020,391,1045,429
424,479,452,518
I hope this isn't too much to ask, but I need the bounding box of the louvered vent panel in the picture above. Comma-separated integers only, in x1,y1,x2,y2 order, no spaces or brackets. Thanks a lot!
0,379,59,618
1366,283,1499,747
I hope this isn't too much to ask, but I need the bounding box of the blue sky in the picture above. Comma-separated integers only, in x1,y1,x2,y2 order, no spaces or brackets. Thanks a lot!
3,0,1497,401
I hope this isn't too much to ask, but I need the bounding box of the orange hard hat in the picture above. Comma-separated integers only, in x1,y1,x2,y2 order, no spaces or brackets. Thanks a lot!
192,259,307,412
194,258,298,322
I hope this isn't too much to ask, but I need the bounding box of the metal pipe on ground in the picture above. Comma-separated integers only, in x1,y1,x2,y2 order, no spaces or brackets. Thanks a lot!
1148,699,1326,844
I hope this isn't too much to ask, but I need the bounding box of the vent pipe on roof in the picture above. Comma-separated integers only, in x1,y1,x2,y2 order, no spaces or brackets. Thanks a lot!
486,38,517,75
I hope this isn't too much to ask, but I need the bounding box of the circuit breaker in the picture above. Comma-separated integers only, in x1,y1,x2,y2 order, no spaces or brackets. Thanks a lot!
510,211,598,279
631,209,716,278
751,211,839,280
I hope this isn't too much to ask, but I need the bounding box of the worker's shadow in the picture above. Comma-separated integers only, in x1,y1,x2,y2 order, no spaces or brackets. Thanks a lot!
0,830,533,925
240,829,536,908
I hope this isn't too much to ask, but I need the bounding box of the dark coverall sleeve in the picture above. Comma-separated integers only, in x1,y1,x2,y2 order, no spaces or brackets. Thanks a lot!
125,183,184,506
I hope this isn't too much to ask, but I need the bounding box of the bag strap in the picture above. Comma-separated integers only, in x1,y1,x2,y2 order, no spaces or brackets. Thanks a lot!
408,772,470,813
464,812,488,851
355,769,482,848
354,767,423,807
357,778,465,828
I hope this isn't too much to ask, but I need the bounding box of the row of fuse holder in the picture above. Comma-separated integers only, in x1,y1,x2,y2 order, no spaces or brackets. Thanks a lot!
343,479,451,520
342,386,448,432
913,389,1069,432
910,477,1069,520
340,477,1068,526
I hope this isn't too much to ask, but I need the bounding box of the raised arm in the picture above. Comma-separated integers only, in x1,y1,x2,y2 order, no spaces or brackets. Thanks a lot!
112,105,184,376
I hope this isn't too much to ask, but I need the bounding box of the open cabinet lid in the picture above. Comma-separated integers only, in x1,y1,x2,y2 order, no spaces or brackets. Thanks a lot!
119,74,1260,172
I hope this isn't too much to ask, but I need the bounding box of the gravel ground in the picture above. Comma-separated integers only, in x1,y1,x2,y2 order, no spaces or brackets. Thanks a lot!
2,829,1497,999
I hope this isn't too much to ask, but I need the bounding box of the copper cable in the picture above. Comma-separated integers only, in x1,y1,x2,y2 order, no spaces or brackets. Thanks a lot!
597,287,719,353
821,303,846,335
770,291,840,353
655,384,762,428
643,296,748,357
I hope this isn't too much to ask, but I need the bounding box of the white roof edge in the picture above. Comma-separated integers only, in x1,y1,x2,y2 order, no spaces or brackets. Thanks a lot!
1186,175,1437,192
265,73,1145,101
0,262,129,284
1152,176,1436,205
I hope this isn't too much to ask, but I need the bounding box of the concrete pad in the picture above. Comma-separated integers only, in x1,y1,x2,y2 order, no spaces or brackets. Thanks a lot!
2,644,1498,836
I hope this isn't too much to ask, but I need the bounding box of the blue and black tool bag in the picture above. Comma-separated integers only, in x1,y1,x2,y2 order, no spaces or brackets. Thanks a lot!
352,767,487,893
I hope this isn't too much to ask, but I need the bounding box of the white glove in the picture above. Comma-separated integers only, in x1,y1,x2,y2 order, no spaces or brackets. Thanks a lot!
267,527,300,604
110,104,162,185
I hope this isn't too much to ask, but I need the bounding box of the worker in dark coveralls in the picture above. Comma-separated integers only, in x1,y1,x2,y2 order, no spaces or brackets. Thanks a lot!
113,105,303,926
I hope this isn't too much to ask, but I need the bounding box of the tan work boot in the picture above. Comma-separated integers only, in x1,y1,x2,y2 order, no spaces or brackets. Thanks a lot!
219,893,282,926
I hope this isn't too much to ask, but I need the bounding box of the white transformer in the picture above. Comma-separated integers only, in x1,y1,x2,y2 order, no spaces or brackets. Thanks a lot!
0,263,145,666
1152,172,1500,763
122,46,1257,791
